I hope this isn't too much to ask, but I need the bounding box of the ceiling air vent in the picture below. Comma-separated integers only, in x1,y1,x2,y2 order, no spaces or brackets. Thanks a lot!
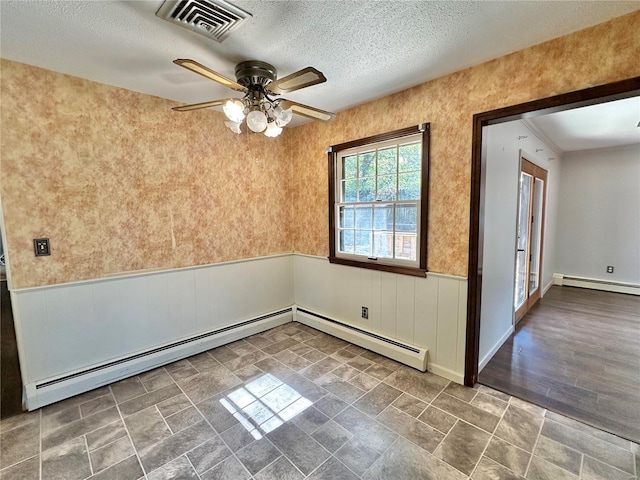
156,0,252,43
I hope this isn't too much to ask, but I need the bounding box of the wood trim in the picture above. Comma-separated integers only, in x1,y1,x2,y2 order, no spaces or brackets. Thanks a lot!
328,150,337,258
524,158,548,311
514,158,548,324
465,76,640,387
330,125,424,152
327,124,430,278
328,256,427,277
466,113,485,387
419,124,430,271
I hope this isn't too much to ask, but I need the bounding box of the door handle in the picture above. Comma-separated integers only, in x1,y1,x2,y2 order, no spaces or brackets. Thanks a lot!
517,249,525,252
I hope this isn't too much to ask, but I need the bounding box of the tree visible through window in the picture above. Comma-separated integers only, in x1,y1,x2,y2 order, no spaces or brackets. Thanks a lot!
328,125,430,276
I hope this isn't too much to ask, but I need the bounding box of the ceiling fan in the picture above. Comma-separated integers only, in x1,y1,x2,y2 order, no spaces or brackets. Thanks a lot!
172,59,336,137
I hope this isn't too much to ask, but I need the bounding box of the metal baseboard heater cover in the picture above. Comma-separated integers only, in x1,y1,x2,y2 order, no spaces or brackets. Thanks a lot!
295,308,428,372
555,274,640,296
26,308,293,410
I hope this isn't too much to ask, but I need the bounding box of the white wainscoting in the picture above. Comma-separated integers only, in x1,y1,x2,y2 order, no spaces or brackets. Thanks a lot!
11,253,469,410
293,254,468,383
11,254,294,409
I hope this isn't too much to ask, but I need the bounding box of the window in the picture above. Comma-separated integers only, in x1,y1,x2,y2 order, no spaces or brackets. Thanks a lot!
328,124,430,276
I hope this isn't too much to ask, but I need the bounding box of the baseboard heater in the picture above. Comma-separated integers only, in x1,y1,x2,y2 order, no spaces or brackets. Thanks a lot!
295,307,428,372
25,308,293,410
554,274,640,296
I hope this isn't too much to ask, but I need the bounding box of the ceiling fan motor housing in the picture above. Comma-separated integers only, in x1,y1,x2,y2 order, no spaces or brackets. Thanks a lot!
235,60,277,88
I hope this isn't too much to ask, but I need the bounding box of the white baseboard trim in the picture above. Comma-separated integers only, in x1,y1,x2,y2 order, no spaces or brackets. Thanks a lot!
553,273,639,296
542,279,555,296
478,326,514,373
428,364,464,384
24,310,293,410
294,307,428,372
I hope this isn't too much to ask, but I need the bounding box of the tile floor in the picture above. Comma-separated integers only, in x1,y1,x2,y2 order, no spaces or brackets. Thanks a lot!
1,323,638,480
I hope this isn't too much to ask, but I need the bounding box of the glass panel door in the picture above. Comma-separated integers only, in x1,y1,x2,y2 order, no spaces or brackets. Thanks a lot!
529,178,544,295
514,172,532,311
514,157,547,324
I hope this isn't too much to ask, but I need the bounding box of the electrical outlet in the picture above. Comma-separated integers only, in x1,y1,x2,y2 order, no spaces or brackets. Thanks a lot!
33,238,50,257
361,306,369,319
606,266,614,274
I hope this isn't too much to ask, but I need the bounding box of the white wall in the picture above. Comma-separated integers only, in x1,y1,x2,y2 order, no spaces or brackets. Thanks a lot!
555,144,640,284
479,121,562,370
12,254,294,407
294,254,468,383
12,250,470,409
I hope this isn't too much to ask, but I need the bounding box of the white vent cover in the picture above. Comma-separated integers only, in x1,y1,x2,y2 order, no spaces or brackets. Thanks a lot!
156,0,252,43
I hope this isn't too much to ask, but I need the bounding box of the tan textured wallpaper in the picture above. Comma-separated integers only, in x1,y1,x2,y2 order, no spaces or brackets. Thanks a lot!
290,10,640,277
1,60,292,288
2,11,639,288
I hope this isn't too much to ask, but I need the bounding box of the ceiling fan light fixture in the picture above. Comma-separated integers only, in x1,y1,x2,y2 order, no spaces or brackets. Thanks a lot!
246,109,268,133
172,58,335,138
264,120,283,138
225,120,242,134
223,99,246,123
274,106,293,127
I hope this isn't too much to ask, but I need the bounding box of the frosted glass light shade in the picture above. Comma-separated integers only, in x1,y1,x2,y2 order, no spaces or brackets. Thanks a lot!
274,106,293,127
264,121,283,138
223,99,245,123
225,121,242,134
247,110,268,133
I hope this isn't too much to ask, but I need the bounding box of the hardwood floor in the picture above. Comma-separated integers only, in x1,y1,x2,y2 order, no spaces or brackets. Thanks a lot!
1,279,23,419
479,285,640,444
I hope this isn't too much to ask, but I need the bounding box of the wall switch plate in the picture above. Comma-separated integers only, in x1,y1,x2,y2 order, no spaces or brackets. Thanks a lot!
361,306,369,319
606,266,614,273
34,238,50,256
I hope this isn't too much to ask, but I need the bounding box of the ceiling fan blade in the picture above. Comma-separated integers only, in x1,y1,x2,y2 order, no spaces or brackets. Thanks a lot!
269,67,327,94
280,100,336,122
172,99,227,112
174,59,245,92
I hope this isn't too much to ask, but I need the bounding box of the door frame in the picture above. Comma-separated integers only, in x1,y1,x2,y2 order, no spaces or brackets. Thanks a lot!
514,157,547,324
464,76,640,387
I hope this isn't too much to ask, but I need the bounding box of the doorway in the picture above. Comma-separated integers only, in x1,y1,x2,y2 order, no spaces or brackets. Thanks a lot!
465,76,640,443
0,214,24,419
514,158,547,323
465,75,640,387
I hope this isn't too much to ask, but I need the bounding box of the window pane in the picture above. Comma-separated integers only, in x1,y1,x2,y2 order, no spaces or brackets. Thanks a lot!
395,204,417,232
373,204,393,230
377,147,397,175
398,172,421,200
358,177,375,202
342,179,357,203
359,151,376,177
343,155,357,179
355,231,372,256
395,234,417,261
355,206,372,229
376,174,396,201
339,206,355,228
339,230,355,253
399,143,421,172
374,231,394,258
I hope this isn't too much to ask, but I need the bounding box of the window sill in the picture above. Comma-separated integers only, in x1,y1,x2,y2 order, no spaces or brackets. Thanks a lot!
328,256,427,277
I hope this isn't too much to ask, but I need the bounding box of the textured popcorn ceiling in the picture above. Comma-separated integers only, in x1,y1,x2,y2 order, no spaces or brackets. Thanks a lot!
0,0,638,127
